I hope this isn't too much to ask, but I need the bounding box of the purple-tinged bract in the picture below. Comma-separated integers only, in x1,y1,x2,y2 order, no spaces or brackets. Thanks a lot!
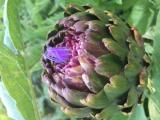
42,5,148,119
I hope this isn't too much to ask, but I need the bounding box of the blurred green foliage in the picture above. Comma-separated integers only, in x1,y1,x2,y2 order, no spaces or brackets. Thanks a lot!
0,0,160,120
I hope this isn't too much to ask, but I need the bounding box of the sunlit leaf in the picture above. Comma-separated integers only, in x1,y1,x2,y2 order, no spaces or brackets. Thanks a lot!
0,46,41,120
149,98,160,120
3,0,24,51
0,82,24,120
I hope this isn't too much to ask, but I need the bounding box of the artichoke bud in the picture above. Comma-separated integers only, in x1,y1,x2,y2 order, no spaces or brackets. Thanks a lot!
42,4,148,119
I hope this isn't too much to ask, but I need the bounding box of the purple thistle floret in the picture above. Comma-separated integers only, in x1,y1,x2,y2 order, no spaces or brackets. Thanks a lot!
44,47,71,64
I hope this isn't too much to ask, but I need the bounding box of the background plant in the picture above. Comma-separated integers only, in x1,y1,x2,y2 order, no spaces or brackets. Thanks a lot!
0,0,159,120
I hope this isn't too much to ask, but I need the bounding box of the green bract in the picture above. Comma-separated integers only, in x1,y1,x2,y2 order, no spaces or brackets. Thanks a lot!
42,5,148,119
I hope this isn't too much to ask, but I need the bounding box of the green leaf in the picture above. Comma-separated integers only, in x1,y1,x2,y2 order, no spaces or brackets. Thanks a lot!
149,10,160,120
3,0,26,72
22,0,43,26
129,104,147,120
0,46,41,120
25,43,43,69
127,0,154,34
143,27,155,40
3,0,24,51
58,0,99,7
112,0,123,5
153,0,160,8
0,82,24,120
29,62,42,74
121,0,138,10
144,43,154,54
149,98,160,120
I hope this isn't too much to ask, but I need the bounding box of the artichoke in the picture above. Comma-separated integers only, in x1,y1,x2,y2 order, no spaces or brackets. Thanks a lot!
42,5,148,119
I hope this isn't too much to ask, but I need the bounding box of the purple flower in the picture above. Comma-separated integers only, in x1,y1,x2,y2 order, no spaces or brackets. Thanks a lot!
44,47,71,64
